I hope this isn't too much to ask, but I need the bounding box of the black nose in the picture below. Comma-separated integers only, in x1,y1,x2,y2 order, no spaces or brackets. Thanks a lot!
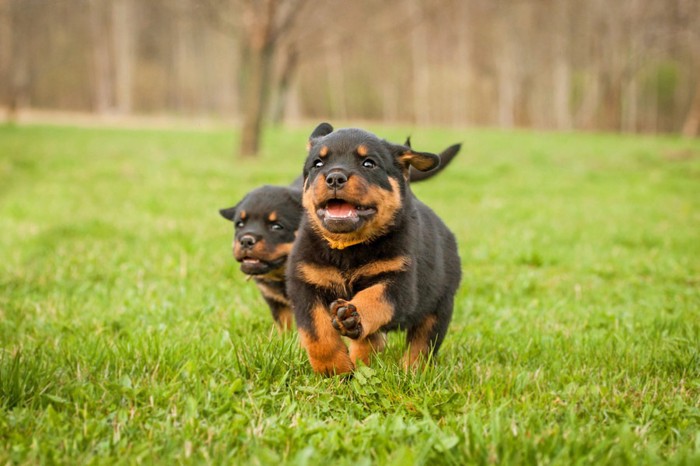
326,171,348,189
240,234,257,248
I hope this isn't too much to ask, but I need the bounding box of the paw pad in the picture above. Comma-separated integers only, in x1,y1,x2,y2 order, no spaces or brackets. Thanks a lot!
330,300,362,339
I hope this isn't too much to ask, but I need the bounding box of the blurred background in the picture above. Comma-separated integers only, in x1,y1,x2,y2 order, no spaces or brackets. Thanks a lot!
1,0,698,155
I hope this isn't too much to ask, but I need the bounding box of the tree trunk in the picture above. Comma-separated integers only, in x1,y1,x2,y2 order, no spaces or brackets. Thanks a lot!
552,0,572,131
89,0,113,114
454,0,472,126
622,72,638,133
324,35,347,120
0,0,12,121
5,0,30,123
602,78,622,132
173,0,193,113
681,26,700,138
497,32,516,127
682,79,700,138
112,0,133,114
271,45,298,125
240,41,273,156
409,0,430,125
238,0,278,157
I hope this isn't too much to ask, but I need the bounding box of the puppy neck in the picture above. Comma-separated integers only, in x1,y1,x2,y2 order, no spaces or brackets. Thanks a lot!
324,236,366,250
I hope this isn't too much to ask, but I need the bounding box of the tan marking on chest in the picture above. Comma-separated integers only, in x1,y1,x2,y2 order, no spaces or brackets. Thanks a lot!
296,262,347,295
296,256,410,293
255,281,290,306
350,256,411,282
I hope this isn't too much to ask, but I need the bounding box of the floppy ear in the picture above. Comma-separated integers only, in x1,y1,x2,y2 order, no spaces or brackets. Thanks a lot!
389,142,440,172
307,122,334,150
408,142,461,182
310,122,333,139
219,205,237,221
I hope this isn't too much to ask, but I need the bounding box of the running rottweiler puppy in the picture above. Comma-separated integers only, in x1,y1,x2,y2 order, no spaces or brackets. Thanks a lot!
287,123,461,375
219,140,460,332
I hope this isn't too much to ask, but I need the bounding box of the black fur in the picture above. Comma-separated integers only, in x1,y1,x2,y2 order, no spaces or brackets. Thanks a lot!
286,123,461,375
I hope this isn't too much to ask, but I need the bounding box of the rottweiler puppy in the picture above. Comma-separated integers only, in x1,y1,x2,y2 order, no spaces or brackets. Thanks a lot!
286,123,461,375
219,186,302,330
220,140,460,332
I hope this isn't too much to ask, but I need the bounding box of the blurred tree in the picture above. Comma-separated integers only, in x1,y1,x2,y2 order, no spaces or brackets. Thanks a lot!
0,0,10,121
409,0,430,125
495,1,517,129
89,0,114,113
551,0,573,131
112,0,134,114
270,43,297,125
2,0,32,123
200,0,308,156
2,0,699,136
680,0,700,137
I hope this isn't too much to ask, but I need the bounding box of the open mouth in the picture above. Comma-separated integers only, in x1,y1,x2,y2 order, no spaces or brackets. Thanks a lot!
238,255,286,276
317,199,376,232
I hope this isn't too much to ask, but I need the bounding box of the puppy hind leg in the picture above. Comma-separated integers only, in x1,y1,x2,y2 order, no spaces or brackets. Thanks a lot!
402,296,454,370
349,332,387,366
402,315,437,370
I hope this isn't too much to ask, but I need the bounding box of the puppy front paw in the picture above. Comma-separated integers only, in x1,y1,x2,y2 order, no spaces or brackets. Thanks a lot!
330,299,363,339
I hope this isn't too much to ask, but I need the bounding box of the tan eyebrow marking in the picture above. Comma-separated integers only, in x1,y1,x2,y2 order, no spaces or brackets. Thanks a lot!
319,146,329,157
240,210,247,220
356,144,368,156
268,211,278,222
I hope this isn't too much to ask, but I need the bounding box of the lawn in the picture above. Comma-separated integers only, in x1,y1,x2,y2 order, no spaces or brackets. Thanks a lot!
0,122,699,465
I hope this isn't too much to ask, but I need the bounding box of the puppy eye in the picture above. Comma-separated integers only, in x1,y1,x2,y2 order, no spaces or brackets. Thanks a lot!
313,159,324,168
235,221,245,228
362,159,376,168
270,223,284,231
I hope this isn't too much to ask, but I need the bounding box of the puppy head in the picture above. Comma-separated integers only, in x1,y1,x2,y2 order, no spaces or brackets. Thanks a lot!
301,123,439,249
219,185,302,277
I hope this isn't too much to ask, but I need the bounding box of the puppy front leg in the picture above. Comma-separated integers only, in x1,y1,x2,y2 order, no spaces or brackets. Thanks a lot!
330,282,394,341
297,301,353,376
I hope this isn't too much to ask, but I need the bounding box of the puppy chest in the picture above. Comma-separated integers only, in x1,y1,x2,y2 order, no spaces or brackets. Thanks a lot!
295,255,411,299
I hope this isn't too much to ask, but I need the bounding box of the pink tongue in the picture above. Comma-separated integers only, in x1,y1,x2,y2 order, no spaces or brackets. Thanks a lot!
326,201,356,218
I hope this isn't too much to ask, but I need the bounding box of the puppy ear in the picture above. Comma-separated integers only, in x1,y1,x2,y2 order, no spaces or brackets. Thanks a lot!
310,122,333,139
219,206,237,221
403,136,412,148
389,142,440,172
307,122,334,150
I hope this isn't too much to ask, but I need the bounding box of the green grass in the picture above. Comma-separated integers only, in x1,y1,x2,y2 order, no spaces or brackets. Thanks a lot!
1,122,699,465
